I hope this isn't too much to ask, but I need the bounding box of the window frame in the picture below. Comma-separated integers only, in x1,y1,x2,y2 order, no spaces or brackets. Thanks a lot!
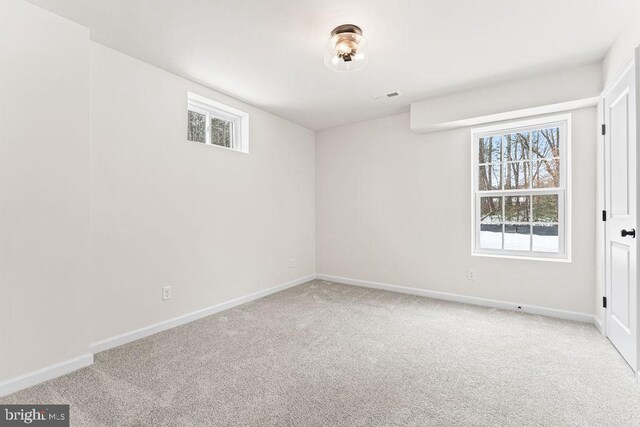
187,92,249,153
470,114,571,262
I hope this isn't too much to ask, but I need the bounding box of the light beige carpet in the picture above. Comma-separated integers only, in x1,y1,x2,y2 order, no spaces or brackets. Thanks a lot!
2,280,640,426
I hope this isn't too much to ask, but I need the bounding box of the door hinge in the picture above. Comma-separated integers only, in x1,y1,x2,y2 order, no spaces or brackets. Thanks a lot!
602,210,607,221
602,124,606,135
603,296,607,308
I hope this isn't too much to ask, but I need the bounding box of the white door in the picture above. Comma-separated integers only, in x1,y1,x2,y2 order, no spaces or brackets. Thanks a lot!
603,58,637,371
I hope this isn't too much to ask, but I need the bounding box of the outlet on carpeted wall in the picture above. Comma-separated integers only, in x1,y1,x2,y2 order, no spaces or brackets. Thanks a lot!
162,286,172,301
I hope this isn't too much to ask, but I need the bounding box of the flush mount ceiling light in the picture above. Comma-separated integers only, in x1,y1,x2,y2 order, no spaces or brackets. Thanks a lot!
324,24,368,72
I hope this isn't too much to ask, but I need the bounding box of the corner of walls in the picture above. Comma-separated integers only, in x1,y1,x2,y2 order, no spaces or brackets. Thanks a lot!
603,3,640,88
0,0,92,389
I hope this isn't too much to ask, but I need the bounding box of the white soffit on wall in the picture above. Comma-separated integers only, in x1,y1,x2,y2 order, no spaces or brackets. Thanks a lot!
410,63,602,133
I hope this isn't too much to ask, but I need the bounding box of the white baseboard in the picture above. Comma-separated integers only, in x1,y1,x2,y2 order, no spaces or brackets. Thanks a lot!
317,274,595,324
0,353,93,398
90,274,316,354
593,316,605,334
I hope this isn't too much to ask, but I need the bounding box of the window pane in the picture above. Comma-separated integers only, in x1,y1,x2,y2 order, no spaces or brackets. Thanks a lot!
532,194,559,253
532,159,559,188
187,110,206,143
480,197,502,223
504,161,530,190
532,195,558,222
479,164,502,191
505,196,530,223
504,132,529,162
480,224,502,249
479,135,502,164
504,224,531,251
532,127,559,159
211,117,233,148
480,196,502,249
532,225,559,252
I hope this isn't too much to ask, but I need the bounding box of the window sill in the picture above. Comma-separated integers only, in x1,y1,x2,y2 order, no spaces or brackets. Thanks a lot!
472,251,571,263
187,139,249,154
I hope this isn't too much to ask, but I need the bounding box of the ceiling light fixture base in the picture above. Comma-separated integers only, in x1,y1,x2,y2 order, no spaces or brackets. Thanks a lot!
325,24,368,72
330,24,363,37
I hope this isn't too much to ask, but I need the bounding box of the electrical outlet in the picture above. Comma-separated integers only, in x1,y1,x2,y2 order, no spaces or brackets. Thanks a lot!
162,286,172,301
467,269,475,280
290,258,296,269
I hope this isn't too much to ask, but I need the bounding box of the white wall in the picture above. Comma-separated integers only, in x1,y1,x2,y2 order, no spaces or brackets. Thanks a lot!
316,109,597,315
0,0,90,381
603,2,640,87
90,43,316,344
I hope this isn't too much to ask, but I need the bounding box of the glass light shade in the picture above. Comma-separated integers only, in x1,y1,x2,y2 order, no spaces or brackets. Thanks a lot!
324,30,368,72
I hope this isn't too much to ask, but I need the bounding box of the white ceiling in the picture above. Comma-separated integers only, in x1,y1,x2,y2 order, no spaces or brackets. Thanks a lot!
26,0,636,130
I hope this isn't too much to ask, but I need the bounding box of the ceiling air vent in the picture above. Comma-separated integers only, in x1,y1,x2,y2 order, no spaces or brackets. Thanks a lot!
374,91,401,100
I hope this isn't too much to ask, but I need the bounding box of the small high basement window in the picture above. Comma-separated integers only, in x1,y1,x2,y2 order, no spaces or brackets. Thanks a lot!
471,115,570,261
187,92,249,153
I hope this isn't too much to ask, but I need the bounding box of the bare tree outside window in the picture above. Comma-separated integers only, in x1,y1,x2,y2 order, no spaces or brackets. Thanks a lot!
211,118,233,148
188,111,206,143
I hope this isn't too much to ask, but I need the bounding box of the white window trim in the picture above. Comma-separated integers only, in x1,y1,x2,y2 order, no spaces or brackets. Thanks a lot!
470,114,572,262
187,92,249,153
